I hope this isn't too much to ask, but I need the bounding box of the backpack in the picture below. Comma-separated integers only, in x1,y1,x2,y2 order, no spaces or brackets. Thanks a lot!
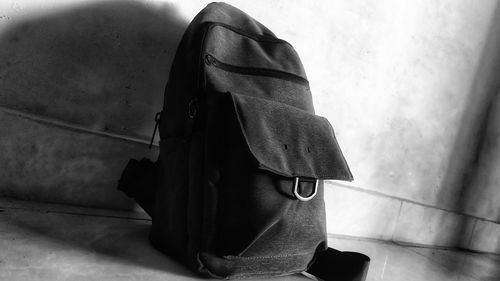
118,2,370,280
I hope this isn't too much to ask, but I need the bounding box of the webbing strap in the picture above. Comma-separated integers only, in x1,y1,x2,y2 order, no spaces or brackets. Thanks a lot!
306,248,370,281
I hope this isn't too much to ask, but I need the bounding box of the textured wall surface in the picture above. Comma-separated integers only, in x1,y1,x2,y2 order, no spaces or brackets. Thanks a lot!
292,0,500,213
1,0,500,250
0,110,158,209
0,0,186,208
0,0,186,140
465,88,500,222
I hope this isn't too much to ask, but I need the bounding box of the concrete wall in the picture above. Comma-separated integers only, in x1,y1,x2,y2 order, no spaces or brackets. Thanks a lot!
0,0,185,209
1,0,500,252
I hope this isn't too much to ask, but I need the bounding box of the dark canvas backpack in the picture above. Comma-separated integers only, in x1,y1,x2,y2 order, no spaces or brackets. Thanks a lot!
118,2,370,280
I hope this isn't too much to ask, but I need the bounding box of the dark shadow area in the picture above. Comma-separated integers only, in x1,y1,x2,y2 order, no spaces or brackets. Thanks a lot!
0,1,200,277
0,0,188,210
0,0,187,139
437,2,500,278
2,206,200,277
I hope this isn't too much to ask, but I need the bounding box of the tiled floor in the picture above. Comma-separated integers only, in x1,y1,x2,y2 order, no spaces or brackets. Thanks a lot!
0,198,499,281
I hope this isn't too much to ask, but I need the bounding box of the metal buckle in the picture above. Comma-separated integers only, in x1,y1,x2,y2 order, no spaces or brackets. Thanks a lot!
293,177,318,201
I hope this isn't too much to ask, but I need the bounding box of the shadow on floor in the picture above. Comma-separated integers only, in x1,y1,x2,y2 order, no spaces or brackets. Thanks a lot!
2,202,309,280
3,204,199,278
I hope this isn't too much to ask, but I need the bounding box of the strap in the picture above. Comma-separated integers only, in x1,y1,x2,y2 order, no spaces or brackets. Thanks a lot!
117,158,158,218
148,112,162,149
306,248,370,281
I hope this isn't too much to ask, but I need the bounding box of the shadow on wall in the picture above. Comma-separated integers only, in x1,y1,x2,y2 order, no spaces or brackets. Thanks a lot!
437,2,500,278
0,0,187,138
0,1,188,209
0,2,199,275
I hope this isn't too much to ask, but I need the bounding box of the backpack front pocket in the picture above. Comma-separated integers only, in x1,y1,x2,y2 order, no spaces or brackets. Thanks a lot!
202,92,352,262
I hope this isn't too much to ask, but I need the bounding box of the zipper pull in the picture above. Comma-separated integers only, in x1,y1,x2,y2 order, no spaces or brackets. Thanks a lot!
205,54,216,66
149,111,161,149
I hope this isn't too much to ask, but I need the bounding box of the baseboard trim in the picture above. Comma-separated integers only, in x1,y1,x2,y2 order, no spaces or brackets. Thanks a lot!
0,106,157,148
325,180,500,225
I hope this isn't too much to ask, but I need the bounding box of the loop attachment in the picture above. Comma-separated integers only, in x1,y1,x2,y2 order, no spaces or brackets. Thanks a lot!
148,111,161,149
293,177,318,201
188,98,198,118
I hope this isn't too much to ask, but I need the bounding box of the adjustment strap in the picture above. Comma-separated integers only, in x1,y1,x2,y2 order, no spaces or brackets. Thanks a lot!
117,158,158,218
306,248,370,281
149,112,162,149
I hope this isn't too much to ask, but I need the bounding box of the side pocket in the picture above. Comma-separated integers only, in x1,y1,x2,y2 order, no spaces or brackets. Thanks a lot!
215,124,327,258
217,167,327,258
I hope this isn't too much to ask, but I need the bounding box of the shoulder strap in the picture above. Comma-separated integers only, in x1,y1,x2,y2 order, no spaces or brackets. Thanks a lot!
306,248,370,281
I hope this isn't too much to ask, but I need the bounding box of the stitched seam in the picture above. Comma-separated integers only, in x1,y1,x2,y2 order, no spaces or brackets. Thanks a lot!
223,251,313,260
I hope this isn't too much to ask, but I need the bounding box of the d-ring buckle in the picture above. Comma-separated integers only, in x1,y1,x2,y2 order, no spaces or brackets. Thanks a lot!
293,177,318,201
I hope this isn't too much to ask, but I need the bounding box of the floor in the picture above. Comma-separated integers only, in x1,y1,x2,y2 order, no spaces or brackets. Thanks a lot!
0,198,499,281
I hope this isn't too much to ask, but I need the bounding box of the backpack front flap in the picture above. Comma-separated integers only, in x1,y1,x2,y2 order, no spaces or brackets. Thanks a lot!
230,93,352,181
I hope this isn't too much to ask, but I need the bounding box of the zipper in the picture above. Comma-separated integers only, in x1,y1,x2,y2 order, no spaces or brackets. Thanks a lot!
204,53,309,86
148,111,161,149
